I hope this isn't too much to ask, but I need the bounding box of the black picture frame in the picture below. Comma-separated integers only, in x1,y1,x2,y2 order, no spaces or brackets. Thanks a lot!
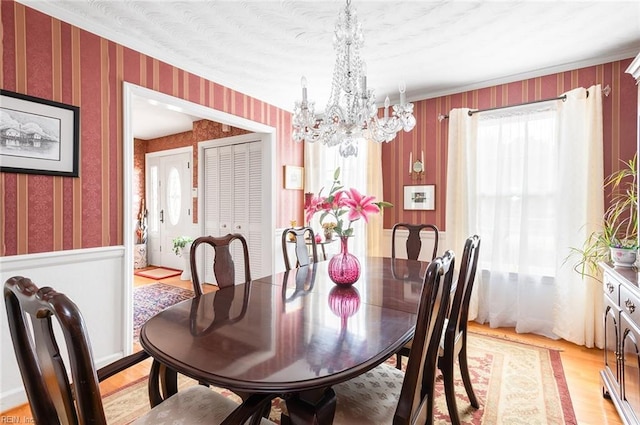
0,89,79,177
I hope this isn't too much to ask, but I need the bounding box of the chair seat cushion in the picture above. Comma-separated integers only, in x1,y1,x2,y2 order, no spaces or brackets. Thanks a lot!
132,385,275,425
333,362,404,424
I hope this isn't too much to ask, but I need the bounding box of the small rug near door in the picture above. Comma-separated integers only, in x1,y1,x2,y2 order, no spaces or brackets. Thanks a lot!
134,267,182,280
103,332,577,424
133,283,194,341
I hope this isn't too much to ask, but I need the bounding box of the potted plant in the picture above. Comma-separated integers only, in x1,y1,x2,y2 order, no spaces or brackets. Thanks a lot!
322,222,337,241
172,236,194,280
570,155,637,278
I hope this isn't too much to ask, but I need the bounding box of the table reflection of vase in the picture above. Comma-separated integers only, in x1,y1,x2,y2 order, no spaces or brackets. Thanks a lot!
328,285,361,329
328,236,361,286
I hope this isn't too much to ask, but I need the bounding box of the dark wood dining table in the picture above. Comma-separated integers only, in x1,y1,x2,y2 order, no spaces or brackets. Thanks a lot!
139,256,428,424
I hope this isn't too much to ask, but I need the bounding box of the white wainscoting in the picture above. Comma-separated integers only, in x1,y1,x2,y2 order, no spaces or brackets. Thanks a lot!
0,246,127,411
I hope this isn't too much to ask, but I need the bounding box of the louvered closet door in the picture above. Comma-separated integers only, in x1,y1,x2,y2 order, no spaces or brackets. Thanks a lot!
203,142,262,285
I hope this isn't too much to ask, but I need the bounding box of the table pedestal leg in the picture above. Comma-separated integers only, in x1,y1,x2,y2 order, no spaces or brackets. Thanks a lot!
148,359,178,407
283,387,336,425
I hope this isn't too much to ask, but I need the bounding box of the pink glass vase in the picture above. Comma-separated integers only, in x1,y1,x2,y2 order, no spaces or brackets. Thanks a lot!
328,236,361,286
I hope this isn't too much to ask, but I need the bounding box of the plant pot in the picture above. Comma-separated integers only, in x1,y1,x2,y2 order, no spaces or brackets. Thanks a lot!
610,247,637,268
180,246,192,280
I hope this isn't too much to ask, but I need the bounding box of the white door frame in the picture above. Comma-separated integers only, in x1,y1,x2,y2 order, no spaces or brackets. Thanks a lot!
123,82,276,354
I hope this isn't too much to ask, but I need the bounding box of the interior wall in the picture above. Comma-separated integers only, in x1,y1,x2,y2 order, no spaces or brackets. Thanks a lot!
0,0,303,257
381,58,639,230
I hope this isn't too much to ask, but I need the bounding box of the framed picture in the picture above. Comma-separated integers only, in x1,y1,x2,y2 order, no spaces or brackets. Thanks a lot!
0,90,79,177
404,185,435,210
284,165,304,190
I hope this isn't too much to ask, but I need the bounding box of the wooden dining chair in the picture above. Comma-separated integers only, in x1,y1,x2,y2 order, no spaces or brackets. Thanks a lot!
281,226,318,270
190,233,251,295
331,250,455,425
3,276,276,425
438,235,481,425
392,223,440,261
392,222,439,369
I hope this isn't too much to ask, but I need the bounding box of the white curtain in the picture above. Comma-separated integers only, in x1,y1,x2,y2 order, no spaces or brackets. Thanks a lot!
445,85,604,347
304,141,371,257
553,85,604,348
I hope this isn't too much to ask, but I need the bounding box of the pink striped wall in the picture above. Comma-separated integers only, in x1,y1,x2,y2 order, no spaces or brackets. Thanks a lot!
382,59,639,230
1,0,637,255
1,1,303,256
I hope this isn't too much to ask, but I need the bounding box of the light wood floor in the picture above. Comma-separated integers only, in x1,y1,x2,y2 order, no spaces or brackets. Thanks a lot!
1,272,623,425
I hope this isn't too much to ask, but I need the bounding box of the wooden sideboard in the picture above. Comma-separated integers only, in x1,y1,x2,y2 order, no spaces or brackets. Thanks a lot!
601,263,640,424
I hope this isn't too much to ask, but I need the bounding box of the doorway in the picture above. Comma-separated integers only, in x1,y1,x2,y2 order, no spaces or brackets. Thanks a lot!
123,82,277,355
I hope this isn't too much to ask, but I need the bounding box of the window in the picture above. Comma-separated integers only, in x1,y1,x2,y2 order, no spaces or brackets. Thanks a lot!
476,106,558,277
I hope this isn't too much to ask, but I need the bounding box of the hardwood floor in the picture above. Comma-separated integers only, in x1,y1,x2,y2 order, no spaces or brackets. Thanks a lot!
1,273,623,424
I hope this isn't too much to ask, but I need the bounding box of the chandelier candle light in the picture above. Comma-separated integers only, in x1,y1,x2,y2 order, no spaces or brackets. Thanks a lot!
292,0,416,158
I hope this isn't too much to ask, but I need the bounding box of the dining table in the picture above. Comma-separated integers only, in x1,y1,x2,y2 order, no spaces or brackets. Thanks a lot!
139,256,429,425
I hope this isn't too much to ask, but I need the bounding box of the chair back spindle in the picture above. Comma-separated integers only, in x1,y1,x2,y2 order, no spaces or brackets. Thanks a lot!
281,226,318,270
190,233,251,295
392,223,439,261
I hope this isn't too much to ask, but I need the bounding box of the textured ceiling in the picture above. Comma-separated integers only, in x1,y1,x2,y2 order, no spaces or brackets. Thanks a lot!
19,0,640,139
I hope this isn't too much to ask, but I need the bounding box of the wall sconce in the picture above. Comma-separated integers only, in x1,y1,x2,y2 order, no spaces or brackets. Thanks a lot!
409,151,425,180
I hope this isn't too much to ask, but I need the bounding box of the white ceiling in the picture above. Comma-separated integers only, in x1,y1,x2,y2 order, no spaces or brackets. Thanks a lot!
19,0,640,140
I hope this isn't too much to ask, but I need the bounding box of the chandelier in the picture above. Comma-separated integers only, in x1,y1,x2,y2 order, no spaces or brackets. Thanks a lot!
292,0,416,158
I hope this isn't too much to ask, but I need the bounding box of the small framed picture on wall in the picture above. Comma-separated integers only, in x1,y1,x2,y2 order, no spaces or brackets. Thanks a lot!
284,165,304,190
404,185,435,210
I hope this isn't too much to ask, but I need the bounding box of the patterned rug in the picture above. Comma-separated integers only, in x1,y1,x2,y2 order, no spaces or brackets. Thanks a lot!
103,333,577,424
133,283,194,341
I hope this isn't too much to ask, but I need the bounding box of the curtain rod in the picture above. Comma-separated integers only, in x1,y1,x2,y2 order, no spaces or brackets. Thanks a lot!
468,94,568,116
436,87,602,122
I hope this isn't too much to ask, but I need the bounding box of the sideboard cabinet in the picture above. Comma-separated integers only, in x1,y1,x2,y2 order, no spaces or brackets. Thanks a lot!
601,263,640,424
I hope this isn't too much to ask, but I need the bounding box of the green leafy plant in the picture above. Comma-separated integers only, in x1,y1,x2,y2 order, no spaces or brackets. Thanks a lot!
172,236,194,256
569,154,637,279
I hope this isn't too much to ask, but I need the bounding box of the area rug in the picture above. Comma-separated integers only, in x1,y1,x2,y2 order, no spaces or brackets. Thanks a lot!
133,283,194,341
134,267,182,280
103,332,577,424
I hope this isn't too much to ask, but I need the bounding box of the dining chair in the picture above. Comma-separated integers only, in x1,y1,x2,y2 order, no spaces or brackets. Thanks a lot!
438,235,481,425
281,226,318,270
392,223,440,261
394,235,482,422
190,233,251,295
392,222,439,369
331,250,455,425
3,276,276,425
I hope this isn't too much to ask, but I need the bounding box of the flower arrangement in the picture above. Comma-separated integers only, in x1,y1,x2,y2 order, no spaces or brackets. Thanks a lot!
172,236,194,256
305,168,392,238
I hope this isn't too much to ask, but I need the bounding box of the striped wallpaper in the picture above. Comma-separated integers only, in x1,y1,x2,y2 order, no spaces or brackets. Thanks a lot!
381,59,639,230
1,1,303,256
1,0,637,255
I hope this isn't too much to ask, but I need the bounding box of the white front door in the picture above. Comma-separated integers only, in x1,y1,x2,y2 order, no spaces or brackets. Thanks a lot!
146,149,192,269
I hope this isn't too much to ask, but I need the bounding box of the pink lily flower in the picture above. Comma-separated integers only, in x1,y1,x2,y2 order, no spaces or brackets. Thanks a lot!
305,195,326,224
342,188,380,223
